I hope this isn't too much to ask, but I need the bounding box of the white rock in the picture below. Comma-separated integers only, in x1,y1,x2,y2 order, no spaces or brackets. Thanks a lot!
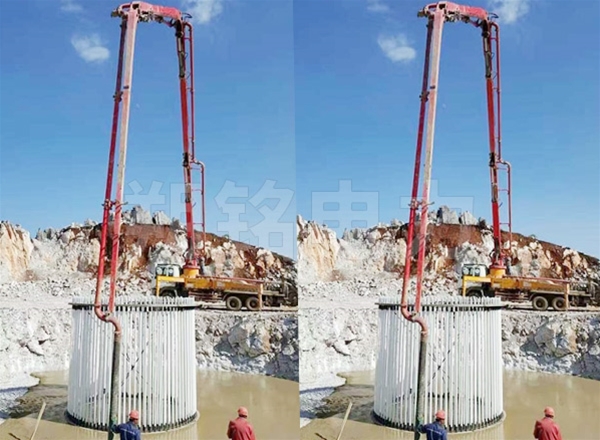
152,211,171,226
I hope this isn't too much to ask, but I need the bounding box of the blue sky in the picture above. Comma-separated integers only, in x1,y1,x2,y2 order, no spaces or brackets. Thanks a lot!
0,0,296,257
295,0,600,257
1,0,599,259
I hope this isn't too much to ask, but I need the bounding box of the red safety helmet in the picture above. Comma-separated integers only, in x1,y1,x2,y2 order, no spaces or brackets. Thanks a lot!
435,410,446,420
544,407,555,417
238,407,249,417
129,410,140,420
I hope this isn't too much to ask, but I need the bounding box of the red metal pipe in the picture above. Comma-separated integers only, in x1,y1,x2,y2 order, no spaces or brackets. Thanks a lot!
109,8,140,313
94,17,127,332
492,23,502,160
482,26,500,266
401,16,434,320
500,159,512,244
185,22,206,259
400,12,438,438
194,159,207,259
187,22,197,161
491,22,513,252
415,6,445,313
176,22,198,268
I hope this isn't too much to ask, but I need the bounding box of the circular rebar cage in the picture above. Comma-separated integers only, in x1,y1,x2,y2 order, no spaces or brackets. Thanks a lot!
373,296,504,432
67,296,198,432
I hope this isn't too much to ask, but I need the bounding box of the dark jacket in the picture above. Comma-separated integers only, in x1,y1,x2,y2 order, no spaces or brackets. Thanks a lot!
227,416,256,440
534,417,563,440
419,421,448,440
112,421,141,440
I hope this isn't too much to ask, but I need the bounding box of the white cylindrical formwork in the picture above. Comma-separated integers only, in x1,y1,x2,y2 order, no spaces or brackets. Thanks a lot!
373,296,504,432
67,296,198,432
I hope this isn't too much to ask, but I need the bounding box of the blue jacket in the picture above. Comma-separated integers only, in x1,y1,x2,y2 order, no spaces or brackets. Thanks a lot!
112,421,141,440
419,421,448,440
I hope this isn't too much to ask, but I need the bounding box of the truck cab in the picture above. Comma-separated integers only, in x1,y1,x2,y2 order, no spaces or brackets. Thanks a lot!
155,264,182,278
459,263,493,298
461,263,488,278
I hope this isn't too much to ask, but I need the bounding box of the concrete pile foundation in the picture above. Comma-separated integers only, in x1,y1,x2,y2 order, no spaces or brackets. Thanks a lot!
373,296,504,432
67,296,198,432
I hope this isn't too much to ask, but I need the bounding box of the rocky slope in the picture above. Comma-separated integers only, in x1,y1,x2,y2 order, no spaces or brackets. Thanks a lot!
0,207,298,419
1,208,295,285
297,209,599,284
297,209,600,387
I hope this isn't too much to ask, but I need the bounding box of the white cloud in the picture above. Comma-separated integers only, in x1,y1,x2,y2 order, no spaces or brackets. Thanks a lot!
182,0,224,25
377,34,416,63
60,0,83,13
367,0,390,13
488,0,531,24
71,35,110,63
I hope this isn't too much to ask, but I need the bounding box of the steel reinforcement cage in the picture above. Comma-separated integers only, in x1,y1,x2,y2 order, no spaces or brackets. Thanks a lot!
373,296,504,432
67,296,198,432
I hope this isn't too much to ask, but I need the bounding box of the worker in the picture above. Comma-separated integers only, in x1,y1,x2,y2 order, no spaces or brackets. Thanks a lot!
227,406,256,440
418,410,448,440
111,410,141,440
533,407,563,440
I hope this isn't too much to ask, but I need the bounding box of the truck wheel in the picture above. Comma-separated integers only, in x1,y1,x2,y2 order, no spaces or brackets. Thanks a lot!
159,288,177,298
532,296,549,311
245,297,260,311
225,296,242,311
552,297,567,311
466,288,484,298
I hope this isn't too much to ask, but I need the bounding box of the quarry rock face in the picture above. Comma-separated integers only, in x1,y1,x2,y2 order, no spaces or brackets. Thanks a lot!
196,313,298,380
297,207,600,386
0,208,298,397
0,206,295,284
502,313,600,377
0,223,34,283
297,216,340,284
299,306,600,384
296,207,599,283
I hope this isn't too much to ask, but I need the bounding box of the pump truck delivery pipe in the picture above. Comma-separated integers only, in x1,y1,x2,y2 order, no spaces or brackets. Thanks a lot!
399,2,507,438
93,3,199,438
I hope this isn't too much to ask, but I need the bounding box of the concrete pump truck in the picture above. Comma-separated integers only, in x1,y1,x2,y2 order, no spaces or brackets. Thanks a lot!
404,1,595,313
96,2,297,312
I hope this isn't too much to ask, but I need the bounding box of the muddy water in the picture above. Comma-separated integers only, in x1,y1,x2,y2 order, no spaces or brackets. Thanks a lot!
301,369,600,440
0,370,299,440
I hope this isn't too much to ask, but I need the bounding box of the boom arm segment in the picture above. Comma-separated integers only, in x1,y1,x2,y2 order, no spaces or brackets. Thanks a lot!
400,5,513,433
94,4,206,433
402,1,513,307
96,1,206,307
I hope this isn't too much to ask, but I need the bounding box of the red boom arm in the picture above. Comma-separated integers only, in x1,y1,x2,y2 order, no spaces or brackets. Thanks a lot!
401,0,513,314
95,1,207,322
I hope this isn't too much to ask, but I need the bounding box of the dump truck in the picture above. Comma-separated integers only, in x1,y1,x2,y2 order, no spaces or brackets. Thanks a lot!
460,263,596,311
153,263,298,311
